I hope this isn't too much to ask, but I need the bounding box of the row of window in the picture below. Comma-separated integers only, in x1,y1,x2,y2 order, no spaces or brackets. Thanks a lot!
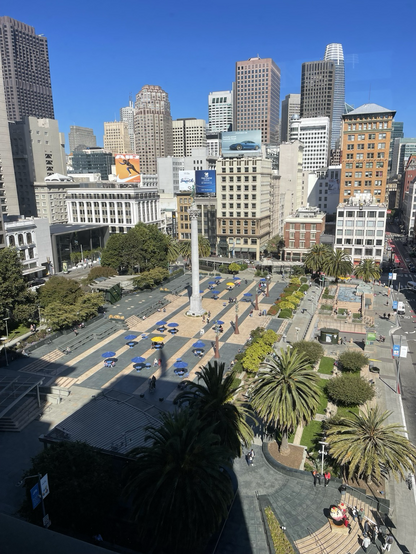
338,211,385,218
222,212,256,218
345,153,385,159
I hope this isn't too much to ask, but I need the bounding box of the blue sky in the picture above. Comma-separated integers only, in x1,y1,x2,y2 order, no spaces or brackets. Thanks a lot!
5,0,416,148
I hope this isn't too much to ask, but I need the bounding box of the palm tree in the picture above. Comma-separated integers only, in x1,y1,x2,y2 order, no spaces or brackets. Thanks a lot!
326,406,416,484
177,361,254,458
198,235,211,257
178,240,191,263
125,410,233,553
267,234,285,260
304,244,331,275
250,348,320,454
324,249,353,281
166,235,180,264
354,258,381,282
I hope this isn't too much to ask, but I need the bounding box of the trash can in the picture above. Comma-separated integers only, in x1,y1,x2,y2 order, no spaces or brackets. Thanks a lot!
319,328,339,344
340,484,347,497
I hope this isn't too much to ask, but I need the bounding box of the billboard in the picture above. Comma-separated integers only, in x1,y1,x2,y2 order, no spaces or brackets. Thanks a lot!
221,130,262,158
179,170,195,192
115,154,141,183
195,170,216,194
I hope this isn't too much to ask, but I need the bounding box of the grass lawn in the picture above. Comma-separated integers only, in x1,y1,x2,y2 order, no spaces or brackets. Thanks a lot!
301,420,323,451
8,323,30,340
336,405,360,418
319,356,334,375
317,378,328,414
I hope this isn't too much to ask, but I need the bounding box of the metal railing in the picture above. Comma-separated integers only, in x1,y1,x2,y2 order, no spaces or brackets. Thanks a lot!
306,525,330,554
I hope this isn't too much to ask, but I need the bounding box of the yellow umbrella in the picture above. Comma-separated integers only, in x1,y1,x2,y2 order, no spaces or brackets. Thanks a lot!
226,282,235,286
151,336,164,342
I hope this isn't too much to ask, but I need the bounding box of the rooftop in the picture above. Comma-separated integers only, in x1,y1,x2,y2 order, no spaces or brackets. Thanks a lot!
50,223,109,235
344,103,396,117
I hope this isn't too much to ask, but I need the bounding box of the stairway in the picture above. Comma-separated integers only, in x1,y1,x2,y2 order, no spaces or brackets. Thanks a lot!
125,315,142,330
295,492,376,554
20,349,63,374
0,397,45,432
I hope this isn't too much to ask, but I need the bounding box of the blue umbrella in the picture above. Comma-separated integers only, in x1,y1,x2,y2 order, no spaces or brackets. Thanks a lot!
215,275,221,279
233,276,240,280
156,320,167,326
216,320,224,325
131,356,146,363
243,292,253,297
125,334,138,340
259,278,266,281
102,351,116,358
193,340,205,348
209,281,215,284
167,322,179,328
211,290,219,294
200,290,204,293
174,361,188,369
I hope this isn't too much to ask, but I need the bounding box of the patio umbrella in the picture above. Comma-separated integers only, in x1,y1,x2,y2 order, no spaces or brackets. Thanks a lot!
211,290,219,294
156,320,167,326
151,336,164,342
233,276,240,280
214,275,221,279
174,361,188,369
124,334,138,340
102,351,116,358
243,292,253,297
209,281,216,284
167,322,179,328
259,278,266,281
193,340,205,349
131,356,146,363
226,282,235,286
216,320,224,325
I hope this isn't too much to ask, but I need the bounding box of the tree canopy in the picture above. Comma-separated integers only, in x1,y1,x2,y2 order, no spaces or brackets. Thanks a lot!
354,259,381,282
39,276,84,308
266,234,285,259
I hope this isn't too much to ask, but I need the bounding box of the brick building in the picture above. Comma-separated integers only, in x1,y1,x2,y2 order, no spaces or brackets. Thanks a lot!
283,207,326,262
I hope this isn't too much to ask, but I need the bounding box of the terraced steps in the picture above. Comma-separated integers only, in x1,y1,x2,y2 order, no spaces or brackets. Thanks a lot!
20,349,63,374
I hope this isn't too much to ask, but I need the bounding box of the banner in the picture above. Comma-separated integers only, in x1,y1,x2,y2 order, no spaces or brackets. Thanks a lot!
195,170,216,194
115,154,141,183
179,170,195,192
222,130,262,158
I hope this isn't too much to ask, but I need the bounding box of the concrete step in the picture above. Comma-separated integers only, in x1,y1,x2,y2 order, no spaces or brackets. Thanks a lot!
0,397,44,432
20,349,63,374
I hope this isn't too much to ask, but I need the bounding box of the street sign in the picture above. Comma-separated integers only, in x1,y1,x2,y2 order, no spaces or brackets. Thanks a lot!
41,473,50,499
389,273,393,280
392,273,397,280
400,345,408,358
392,344,400,358
30,482,41,510
392,300,398,310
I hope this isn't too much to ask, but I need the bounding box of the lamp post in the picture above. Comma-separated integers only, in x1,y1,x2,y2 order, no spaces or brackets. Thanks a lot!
234,301,239,335
318,440,328,476
255,292,259,310
214,324,220,359
2,317,10,366
295,326,300,342
266,275,270,297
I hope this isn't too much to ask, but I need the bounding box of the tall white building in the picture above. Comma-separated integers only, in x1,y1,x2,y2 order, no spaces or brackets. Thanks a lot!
120,100,135,153
307,165,341,215
207,131,221,158
324,43,345,150
208,90,233,132
103,121,131,155
173,119,207,157
281,93,301,143
290,116,330,171
335,194,386,265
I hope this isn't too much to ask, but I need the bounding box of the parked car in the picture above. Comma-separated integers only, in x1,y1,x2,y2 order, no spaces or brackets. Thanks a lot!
229,140,260,151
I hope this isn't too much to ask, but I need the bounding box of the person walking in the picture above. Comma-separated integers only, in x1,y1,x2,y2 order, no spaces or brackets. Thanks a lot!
324,471,331,486
357,507,365,524
362,536,371,552
382,535,393,551
351,506,358,522
153,358,158,366
363,519,370,537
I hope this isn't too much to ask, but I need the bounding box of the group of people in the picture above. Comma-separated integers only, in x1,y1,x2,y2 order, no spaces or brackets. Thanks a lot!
351,505,394,552
312,470,331,486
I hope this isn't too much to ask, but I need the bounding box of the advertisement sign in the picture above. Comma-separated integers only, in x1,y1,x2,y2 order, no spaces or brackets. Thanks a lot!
30,482,41,510
366,332,377,345
195,170,216,194
392,344,400,358
115,154,141,183
221,130,262,158
327,178,340,196
179,170,195,192
388,273,393,280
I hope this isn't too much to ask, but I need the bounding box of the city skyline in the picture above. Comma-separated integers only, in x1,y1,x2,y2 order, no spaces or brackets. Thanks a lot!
3,0,416,147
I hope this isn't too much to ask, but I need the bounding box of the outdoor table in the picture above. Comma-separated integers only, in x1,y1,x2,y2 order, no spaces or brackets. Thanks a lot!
127,342,135,348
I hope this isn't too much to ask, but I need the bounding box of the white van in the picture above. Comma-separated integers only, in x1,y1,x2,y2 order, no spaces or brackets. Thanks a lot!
407,281,416,290
397,301,405,315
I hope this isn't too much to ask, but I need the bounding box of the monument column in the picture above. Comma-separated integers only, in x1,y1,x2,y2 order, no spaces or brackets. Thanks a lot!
187,203,205,316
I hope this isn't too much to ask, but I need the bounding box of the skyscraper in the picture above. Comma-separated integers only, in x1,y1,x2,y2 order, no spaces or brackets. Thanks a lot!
388,121,404,175
235,57,281,144
103,121,131,154
134,85,173,175
324,43,345,149
0,16,54,121
300,60,335,124
68,126,97,153
208,90,233,132
281,93,300,142
120,99,135,152
172,118,207,157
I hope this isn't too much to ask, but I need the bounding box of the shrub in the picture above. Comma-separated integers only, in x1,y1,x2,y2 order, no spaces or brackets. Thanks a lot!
338,350,369,373
299,284,309,292
268,305,279,316
300,277,308,283
292,340,324,365
285,295,300,306
321,304,332,311
264,507,296,554
239,262,248,271
278,300,295,310
290,277,301,286
218,264,229,273
352,313,362,319
326,374,375,406
86,266,117,283
279,308,293,319
293,291,304,300
228,262,241,274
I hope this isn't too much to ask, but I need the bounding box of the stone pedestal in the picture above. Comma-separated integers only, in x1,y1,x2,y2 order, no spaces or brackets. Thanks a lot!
187,203,205,317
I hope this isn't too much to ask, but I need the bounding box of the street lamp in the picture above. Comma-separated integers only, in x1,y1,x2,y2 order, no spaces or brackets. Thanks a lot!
295,326,300,342
318,439,328,476
2,317,10,367
234,301,239,335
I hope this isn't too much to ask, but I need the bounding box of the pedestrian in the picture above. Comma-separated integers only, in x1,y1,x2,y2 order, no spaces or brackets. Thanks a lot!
249,449,255,464
351,506,358,522
158,358,162,367
388,313,391,319
324,471,331,486
357,507,365,524
153,358,158,366
363,519,370,537
208,311,211,318
343,516,351,534
383,313,386,319
74,328,79,336
362,536,371,551
372,524,379,543
249,310,253,317
382,535,393,551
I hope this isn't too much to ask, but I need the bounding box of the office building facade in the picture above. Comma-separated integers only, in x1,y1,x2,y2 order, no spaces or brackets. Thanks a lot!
388,121,404,175
339,103,396,204
281,93,300,143
283,207,326,262
70,148,114,180
173,118,207,158
0,16,54,121
208,90,233,132
290,116,330,171
235,57,281,144
134,85,173,175
120,100,135,152
391,138,416,177
68,126,97,153
103,121,131,155
324,43,345,149
34,173,77,224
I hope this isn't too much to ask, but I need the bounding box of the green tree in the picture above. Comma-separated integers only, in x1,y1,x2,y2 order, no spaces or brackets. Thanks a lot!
132,267,169,290
43,302,80,330
228,262,241,274
20,441,121,534
266,234,285,259
177,361,254,458
326,407,416,484
12,302,39,327
354,259,381,282
100,233,127,271
86,266,117,283
38,276,83,308
324,249,353,281
251,348,320,454
304,244,331,275
326,374,375,406
198,235,211,257
125,410,233,554
166,235,180,264
0,247,27,328
339,350,368,373
292,340,324,365
75,292,105,321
